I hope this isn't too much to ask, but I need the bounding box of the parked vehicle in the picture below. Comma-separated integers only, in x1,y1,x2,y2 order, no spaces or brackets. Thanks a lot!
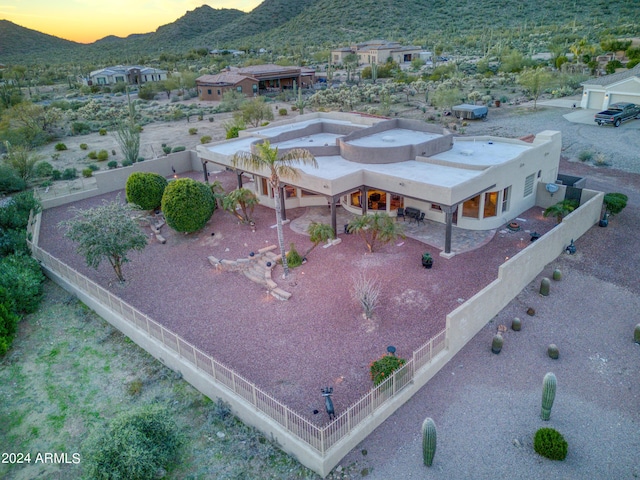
594,102,640,127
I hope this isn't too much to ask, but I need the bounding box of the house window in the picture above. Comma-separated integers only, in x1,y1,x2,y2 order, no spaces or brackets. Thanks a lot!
97,77,106,85
216,89,220,95
284,186,297,198
208,89,212,95
430,204,442,211
236,86,242,92
301,189,319,197
524,173,535,197
462,195,481,218
260,178,271,197
252,84,258,93
484,191,498,218
115,76,125,83
501,186,511,213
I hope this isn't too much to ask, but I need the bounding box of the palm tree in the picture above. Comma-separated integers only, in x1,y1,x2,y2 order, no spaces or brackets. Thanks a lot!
223,187,259,223
305,222,335,257
348,212,405,253
543,199,578,223
232,140,317,277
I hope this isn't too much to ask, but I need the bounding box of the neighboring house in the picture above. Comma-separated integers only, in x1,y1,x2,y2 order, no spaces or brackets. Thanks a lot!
331,40,424,65
580,64,640,110
197,112,562,255
209,49,245,57
86,65,168,86
196,64,315,101
196,72,259,101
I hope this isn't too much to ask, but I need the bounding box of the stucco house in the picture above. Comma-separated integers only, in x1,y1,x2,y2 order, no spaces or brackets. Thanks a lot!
196,64,315,101
331,40,423,65
197,112,562,255
86,65,168,86
580,64,640,110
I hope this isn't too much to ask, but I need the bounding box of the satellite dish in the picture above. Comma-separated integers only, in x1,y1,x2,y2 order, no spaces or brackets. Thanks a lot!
545,183,559,194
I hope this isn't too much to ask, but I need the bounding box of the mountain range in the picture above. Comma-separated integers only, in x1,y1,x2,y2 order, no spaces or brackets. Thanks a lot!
1,0,638,65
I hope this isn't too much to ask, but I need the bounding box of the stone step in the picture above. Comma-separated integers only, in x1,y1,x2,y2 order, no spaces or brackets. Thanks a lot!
270,287,292,301
258,245,277,254
243,269,267,286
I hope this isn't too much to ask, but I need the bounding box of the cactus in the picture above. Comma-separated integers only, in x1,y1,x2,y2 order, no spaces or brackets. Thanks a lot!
552,268,562,281
527,307,535,316
512,317,522,331
634,324,640,344
540,277,551,296
541,372,557,420
548,344,559,359
422,417,437,467
491,334,503,354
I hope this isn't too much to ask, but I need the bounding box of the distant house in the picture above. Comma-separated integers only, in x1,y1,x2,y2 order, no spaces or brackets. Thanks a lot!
331,40,423,66
580,64,640,110
196,64,316,101
86,65,168,87
209,49,245,57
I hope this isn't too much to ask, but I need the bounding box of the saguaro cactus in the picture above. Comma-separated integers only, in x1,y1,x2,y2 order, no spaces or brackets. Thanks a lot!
422,417,437,467
541,372,557,421
540,277,551,296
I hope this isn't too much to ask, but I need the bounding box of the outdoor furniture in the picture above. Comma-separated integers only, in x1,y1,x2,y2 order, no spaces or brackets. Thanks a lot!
396,208,405,221
416,212,426,225
404,207,421,222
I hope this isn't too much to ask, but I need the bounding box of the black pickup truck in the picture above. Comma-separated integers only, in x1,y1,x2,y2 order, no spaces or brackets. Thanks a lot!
594,102,640,127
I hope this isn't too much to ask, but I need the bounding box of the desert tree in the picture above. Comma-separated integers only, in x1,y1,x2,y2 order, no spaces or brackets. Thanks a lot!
305,221,335,257
232,140,317,277
2,141,41,183
238,97,274,128
59,198,148,283
348,212,405,253
352,273,381,320
222,187,259,223
517,68,554,110
431,85,462,115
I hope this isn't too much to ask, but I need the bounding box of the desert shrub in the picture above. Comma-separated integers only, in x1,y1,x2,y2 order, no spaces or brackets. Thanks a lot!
534,428,568,461
107,161,118,169
226,126,241,139
0,254,45,314
88,164,99,172
99,128,107,136
0,298,20,356
97,150,109,161
79,143,88,150
0,165,26,193
87,150,98,160
200,135,212,144
121,159,133,167
603,192,628,216
578,150,593,162
137,84,156,100
137,157,144,162
62,168,77,180
0,190,40,231
83,404,181,480
54,142,67,151
34,161,54,178
51,169,62,180
162,146,172,154
72,122,91,135
161,178,215,233
0,228,29,256
369,354,407,386
126,172,168,211
188,127,198,135
82,168,93,178
278,108,288,116
171,146,186,153
286,243,303,268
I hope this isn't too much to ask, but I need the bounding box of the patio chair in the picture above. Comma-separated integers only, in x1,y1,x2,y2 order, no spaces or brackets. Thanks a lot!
396,207,405,221
416,212,425,225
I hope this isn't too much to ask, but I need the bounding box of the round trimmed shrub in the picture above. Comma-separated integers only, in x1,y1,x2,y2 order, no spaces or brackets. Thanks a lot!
97,150,109,161
87,151,98,160
161,178,215,233
369,354,407,386
54,142,67,151
82,168,93,178
126,172,168,211
534,427,568,460
83,404,181,480
62,168,77,180
107,161,118,169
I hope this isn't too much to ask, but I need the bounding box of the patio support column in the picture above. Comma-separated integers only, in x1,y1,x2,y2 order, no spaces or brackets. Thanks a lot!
329,196,337,235
441,205,457,255
361,187,368,215
279,186,287,221
236,172,243,189
202,161,209,183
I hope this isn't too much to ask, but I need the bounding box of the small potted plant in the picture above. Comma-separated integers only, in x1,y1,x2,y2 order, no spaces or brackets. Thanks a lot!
422,252,433,269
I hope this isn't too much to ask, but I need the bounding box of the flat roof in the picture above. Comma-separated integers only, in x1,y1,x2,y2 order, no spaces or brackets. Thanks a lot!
433,139,531,167
345,128,442,147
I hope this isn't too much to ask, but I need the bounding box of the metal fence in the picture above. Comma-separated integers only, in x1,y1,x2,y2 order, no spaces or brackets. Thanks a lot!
28,213,447,455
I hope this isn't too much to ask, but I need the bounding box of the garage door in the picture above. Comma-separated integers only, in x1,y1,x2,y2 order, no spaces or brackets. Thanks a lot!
609,94,640,105
587,91,605,109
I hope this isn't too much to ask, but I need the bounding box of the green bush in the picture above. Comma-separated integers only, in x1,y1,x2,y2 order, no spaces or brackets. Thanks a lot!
79,143,88,150
278,108,288,116
0,164,26,193
188,127,198,135
161,178,215,233
97,150,109,161
83,404,181,480
99,128,107,136
71,122,91,135
121,159,133,167
200,135,212,144
88,164,99,172
51,169,62,180
534,428,568,461
578,150,593,162
286,243,303,268
162,146,172,154
0,190,40,231
62,168,77,180
226,126,241,139
0,297,20,357
171,146,186,153
107,161,118,169
34,161,54,178
126,172,168,211
369,354,407,386
0,254,45,314
603,193,628,216
0,228,29,256
87,150,98,160
82,168,93,178
54,142,67,151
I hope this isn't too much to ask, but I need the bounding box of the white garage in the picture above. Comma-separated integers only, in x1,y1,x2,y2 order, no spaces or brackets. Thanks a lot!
580,64,640,110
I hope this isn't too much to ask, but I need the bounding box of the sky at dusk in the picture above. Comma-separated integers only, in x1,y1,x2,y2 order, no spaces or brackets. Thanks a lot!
1,0,263,44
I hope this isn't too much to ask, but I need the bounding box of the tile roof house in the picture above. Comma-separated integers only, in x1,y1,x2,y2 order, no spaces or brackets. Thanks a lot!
331,40,423,65
580,64,640,110
197,112,562,255
86,65,167,86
